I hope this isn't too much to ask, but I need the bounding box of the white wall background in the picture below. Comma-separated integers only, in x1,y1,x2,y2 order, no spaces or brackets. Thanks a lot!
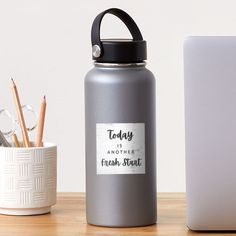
0,0,236,192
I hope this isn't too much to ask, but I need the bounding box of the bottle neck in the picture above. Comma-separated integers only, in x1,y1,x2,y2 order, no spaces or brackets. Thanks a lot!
94,61,146,68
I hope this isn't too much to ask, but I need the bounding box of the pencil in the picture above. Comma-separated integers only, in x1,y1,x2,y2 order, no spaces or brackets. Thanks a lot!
11,79,31,147
12,133,20,147
36,95,46,147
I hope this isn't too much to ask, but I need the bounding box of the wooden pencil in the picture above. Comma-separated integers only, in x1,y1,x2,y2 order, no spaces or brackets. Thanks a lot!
11,79,31,147
36,95,46,147
12,133,20,147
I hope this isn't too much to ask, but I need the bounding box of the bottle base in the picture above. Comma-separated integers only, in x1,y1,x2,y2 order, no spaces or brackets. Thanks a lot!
87,219,157,228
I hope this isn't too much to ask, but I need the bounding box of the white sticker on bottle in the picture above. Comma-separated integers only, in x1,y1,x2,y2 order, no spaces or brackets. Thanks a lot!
96,123,145,175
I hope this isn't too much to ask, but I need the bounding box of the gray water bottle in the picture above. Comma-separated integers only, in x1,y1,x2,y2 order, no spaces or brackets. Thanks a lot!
85,8,157,227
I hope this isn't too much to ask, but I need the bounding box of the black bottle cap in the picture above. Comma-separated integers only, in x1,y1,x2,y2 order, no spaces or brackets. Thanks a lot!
91,8,147,63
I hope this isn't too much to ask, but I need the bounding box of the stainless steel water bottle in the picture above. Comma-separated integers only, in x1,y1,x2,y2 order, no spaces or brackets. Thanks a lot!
85,8,157,227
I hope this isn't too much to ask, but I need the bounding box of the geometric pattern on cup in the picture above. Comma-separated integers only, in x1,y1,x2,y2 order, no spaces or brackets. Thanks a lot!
0,144,57,209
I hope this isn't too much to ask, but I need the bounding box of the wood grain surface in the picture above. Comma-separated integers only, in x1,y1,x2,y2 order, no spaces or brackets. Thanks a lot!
0,193,230,236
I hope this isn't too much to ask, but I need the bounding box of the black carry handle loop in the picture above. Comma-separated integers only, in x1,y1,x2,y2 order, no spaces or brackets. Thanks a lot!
91,8,143,58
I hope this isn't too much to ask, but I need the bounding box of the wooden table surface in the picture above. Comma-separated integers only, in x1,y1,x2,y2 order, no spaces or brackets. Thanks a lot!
0,193,232,236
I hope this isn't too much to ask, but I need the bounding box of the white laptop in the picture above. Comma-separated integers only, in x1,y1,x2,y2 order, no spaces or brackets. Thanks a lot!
184,36,236,230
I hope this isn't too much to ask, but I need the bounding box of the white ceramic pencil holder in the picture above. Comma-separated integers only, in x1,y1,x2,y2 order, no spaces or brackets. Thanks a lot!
0,143,57,215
